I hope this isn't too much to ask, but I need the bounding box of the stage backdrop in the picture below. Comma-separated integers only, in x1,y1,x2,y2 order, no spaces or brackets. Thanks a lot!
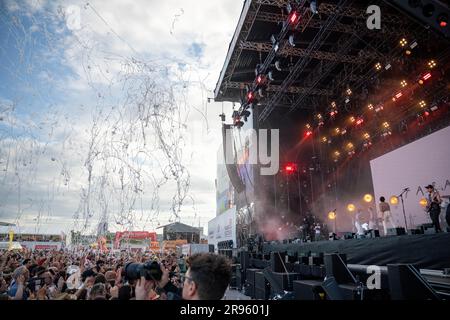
370,126,450,229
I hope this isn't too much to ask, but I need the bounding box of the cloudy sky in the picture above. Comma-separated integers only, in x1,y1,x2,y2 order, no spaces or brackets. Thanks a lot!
0,0,243,235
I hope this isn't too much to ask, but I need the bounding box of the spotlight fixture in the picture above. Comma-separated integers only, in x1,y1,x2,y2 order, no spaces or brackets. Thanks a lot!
305,130,313,137
355,117,364,126
375,104,384,113
419,197,428,207
437,13,448,27
349,116,355,123
410,41,418,49
347,204,356,212
270,34,277,45
331,101,336,108
363,132,370,140
390,196,399,205
345,98,350,104
430,104,438,112
328,211,336,220
335,127,340,134
316,113,322,120
289,11,299,24
256,74,264,85
258,87,265,98
401,80,407,87
419,100,427,108
341,129,347,136
330,110,338,117
375,62,382,71
321,136,328,143
364,194,373,203
346,142,354,150
346,88,352,95
333,150,340,157
310,0,318,14
247,91,255,102
268,71,275,81
385,63,392,70
405,50,412,55
428,60,437,68
382,121,390,128
275,60,282,71
288,34,296,47
368,104,374,110
399,38,408,47
305,123,311,129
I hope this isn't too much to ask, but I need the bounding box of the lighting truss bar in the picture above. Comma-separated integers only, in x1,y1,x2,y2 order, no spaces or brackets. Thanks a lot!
224,81,332,96
259,0,350,122
240,41,372,63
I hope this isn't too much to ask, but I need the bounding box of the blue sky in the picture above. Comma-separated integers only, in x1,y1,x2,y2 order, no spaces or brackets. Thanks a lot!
0,0,242,235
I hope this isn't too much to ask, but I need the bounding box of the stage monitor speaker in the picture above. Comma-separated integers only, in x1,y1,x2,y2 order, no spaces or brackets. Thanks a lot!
387,227,406,236
222,124,245,193
322,276,345,300
387,264,441,300
324,254,356,285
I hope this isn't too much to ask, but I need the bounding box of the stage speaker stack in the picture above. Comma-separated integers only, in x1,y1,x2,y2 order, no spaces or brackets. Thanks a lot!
386,227,406,236
254,272,270,300
270,251,287,272
208,244,215,252
293,280,325,300
230,264,238,289
309,252,326,279
269,272,300,294
244,268,261,299
235,267,243,290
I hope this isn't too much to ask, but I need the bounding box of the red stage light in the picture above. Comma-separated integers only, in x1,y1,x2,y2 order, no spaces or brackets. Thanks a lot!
395,92,403,99
305,130,312,137
356,118,364,126
247,91,254,101
256,75,263,84
284,163,296,174
424,111,430,116
289,11,298,23
440,21,447,27
423,72,432,80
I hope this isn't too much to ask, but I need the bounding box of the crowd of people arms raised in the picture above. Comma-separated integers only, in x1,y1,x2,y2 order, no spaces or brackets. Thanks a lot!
0,248,231,301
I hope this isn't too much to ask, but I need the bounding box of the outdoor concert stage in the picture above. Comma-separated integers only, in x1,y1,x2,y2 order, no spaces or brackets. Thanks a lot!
262,233,450,270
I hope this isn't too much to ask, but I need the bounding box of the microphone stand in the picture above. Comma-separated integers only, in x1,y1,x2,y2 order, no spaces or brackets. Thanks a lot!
397,188,409,230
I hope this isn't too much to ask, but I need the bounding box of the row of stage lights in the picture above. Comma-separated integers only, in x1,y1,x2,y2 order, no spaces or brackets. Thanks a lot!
233,1,317,128
327,194,429,220
302,47,439,161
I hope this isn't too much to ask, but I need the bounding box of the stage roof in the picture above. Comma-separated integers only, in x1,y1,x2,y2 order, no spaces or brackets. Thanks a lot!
214,0,450,124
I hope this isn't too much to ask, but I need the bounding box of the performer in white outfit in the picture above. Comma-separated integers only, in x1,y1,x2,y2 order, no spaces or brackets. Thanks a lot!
354,209,365,236
378,196,395,235
368,206,378,230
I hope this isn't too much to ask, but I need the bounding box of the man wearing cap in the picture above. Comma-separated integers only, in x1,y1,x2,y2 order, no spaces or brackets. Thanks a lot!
425,184,442,232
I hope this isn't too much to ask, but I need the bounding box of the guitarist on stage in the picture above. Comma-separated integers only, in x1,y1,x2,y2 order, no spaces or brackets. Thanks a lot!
425,184,442,232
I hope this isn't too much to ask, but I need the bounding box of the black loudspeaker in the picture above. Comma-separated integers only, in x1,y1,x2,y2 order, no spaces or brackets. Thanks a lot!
343,232,355,239
245,269,261,299
386,227,406,236
270,272,299,292
222,124,245,193
366,230,380,238
240,251,250,271
254,272,270,300
208,244,215,252
293,280,324,300
387,264,441,300
308,252,324,266
270,252,286,272
236,269,243,289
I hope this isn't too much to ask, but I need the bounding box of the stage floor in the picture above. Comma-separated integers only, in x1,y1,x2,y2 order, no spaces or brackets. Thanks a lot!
263,232,450,270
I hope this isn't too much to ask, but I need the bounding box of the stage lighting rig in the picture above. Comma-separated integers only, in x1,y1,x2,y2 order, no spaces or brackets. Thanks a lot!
374,104,384,113
419,100,427,108
401,80,408,87
428,60,437,69
438,13,448,27
368,104,374,111
274,60,283,72
375,62,382,71
399,38,408,47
